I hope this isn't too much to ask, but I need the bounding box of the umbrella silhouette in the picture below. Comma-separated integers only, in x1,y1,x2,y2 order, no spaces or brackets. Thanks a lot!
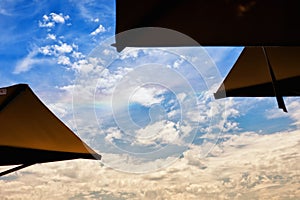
114,0,300,50
0,84,101,176
114,0,300,111
214,47,300,112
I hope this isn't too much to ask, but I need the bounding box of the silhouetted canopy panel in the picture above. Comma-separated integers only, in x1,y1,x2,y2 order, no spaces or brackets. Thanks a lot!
0,84,100,167
214,47,300,111
115,0,300,51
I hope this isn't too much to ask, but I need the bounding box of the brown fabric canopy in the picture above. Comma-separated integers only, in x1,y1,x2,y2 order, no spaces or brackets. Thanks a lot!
115,0,300,51
0,84,100,175
214,47,300,112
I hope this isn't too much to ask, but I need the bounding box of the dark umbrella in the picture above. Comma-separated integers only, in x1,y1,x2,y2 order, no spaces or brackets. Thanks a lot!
114,0,300,111
114,0,300,51
0,84,101,176
214,47,300,112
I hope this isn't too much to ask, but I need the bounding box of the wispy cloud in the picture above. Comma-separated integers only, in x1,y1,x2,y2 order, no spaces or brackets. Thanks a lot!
14,39,77,74
70,0,114,22
266,97,300,128
13,49,51,74
0,7,11,16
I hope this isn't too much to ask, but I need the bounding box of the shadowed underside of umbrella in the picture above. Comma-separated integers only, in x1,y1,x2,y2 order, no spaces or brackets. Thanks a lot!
114,1,300,111
0,84,101,176
214,47,300,112
114,0,300,51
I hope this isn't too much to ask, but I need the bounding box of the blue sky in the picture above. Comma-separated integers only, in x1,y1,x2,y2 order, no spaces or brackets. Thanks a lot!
0,1,299,199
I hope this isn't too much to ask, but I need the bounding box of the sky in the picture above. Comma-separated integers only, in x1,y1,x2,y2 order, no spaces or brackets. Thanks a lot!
0,0,299,199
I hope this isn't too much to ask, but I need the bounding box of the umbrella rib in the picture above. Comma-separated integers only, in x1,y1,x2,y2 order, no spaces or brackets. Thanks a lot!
262,47,287,112
0,163,34,177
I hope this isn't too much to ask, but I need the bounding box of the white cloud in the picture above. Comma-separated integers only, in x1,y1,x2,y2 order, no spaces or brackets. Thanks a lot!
57,55,71,66
71,51,84,59
50,13,68,24
15,40,75,74
95,67,132,95
91,18,99,22
39,43,73,57
6,43,300,199
71,58,104,75
53,43,73,54
287,98,300,127
0,130,298,199
130,86,166,107
46,33,56,40
67,47,237,171
104,127,122,143
264,97,300,128
39,13,70,29
13,50,38,74
42,14,49,21
39,16,55,28
39,45,52,56
90,24,106,36
13,49,52,74
173,58,185,69
47,102,69,118
37,42,75,67
134,120,181,145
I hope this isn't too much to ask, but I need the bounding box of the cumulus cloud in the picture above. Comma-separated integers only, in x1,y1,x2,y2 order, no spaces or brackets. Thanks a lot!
39,42,73,56
130,86,167,107
50,13,69,24
15,34,79,73
6,42,300,199
46,33,56,40
39,13,70,29
14,40,76,74
95,67,132,95
39,45,52,56
64,47,237,171
37,42,77,67
0,130,298,199
57,55,71,66
173,58,185,69
90,24,106,36
134,120,181,145
104,127,123,143
53,43,73,54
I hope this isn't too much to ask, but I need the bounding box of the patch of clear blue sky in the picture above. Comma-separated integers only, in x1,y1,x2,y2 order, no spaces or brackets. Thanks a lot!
0,0,115,87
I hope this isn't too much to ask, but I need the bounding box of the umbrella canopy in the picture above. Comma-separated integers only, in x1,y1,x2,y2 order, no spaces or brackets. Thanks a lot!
0,84,100,175
214,47,300,112
114,1,300,112
114,0,300,51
